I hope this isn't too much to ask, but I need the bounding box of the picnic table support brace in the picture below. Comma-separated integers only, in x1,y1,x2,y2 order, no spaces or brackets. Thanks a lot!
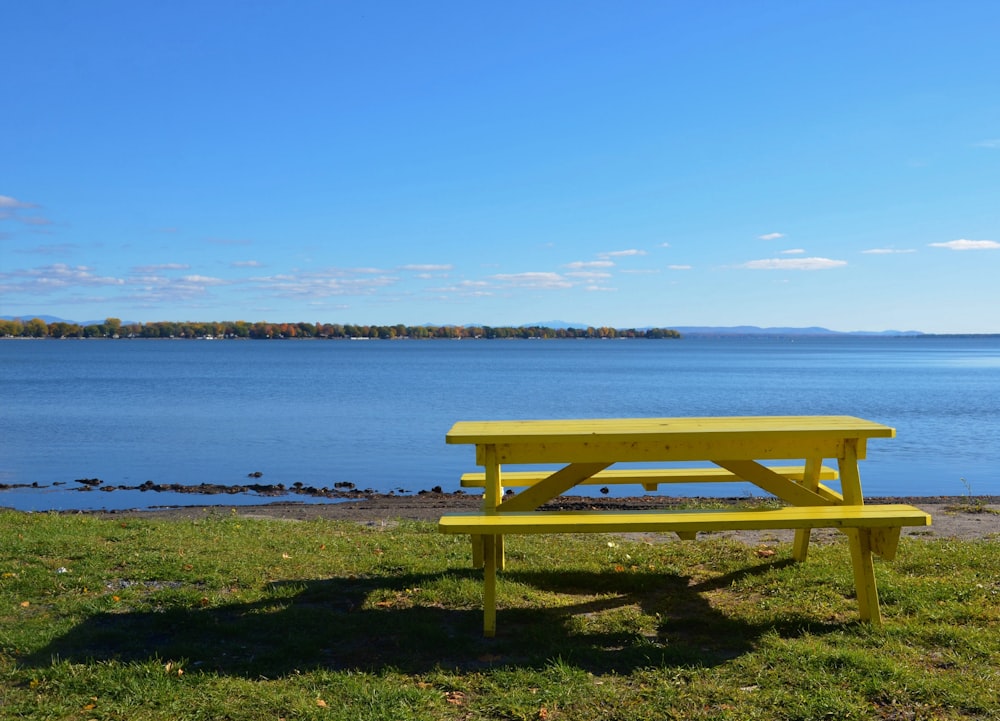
792,457,824,561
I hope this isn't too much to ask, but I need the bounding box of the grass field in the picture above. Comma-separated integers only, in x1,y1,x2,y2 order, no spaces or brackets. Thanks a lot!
1,509,998,720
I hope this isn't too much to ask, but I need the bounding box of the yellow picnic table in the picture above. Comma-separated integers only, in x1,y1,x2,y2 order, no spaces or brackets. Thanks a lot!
441,415,931,636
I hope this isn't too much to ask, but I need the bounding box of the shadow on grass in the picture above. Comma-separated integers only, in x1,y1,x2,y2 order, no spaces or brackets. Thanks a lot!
26,560,837,676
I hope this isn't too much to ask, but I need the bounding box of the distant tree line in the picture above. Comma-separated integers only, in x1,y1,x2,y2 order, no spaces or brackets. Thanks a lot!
1,317,681,340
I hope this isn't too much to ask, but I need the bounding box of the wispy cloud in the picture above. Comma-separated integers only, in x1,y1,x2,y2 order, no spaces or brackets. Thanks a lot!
598,249,647,258
17,243,78,256
231,260,262,268
862,248,917,254
758,232,785,241
0,195,36,210
181,275,228,286
565,260,615,269
929,239,1000,250
585,285,616,292
133,263,192,273
428,280,493,297
780,248,805,255
249,268,399,298
399,264,454,272
974,139,1000,149
0,264,126,294
490,272,573,289
565,271,612,280
739,257,847,270
0,195,52,228
668,264,692,270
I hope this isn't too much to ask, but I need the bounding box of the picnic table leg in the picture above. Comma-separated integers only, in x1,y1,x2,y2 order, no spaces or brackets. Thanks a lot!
792,457,823,561
482,535,498,637
482,445,506,571
834,441,882,625
846,528,883,626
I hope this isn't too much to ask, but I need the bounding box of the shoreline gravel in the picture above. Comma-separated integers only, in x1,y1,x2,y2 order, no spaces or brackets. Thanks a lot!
30,492,1000,543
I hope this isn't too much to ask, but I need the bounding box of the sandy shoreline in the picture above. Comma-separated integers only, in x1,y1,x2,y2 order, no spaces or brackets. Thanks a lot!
44,492,1000,543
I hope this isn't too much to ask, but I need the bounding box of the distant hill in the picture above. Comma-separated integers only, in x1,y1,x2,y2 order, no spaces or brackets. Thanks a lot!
523,321,925,336
670,326,924,337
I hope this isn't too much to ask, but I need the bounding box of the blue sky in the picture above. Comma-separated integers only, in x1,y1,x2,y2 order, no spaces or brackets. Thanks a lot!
2,2,999,333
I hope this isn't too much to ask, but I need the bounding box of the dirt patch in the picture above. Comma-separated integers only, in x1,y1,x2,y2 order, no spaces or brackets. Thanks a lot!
64,493,1000,544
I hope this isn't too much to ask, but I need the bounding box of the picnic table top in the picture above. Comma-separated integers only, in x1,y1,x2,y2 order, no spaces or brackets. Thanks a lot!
446,415,896,445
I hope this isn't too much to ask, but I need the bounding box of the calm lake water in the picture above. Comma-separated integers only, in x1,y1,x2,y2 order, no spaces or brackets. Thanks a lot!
2,335,998,511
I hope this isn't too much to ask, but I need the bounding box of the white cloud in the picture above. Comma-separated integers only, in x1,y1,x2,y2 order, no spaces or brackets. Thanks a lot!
0,195,51,228
565,271,613,280
0,264,126,293
490,272,573,289
0,195,35,209
668,264,692,270
585,285,616,292
758,232,785,241
862,248,916,254
740,257,847,270
928,239,1000,250
250,268,400,298
780,248,805,255
181,275,228,285
599,249,647,258
974,139,1000,149
619,269,660,275
429,280,493,297
565,260,615,269
659,242,671,248
399,264,454,272
231,260,262,268
133,263,191,272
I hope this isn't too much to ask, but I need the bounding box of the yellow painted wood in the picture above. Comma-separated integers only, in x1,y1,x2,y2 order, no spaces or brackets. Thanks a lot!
443,505,929,635
446,415,903,635
439,504,931,535
792,457,824,561
711,460,831,506
838,439,865,506
847,528,882,626
460,465,840,488
449,416,895,444
453,416,894,465
869,527,901,561
489,437,854,465
495,462,612,513
483,535,497,637
483,445,505,570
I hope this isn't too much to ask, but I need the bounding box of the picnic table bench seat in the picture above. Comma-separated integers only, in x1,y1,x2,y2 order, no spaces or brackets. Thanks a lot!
440,503,931,636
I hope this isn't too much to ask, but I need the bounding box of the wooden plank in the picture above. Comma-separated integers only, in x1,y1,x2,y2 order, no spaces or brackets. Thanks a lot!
495,462,612,512
711,460,831,506
447,416,895,445
491,437,853,464
459,465,840,487
439,504,932,535
793,457,824,561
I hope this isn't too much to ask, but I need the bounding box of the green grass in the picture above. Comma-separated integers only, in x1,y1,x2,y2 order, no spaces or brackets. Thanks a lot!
1,509,998,720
